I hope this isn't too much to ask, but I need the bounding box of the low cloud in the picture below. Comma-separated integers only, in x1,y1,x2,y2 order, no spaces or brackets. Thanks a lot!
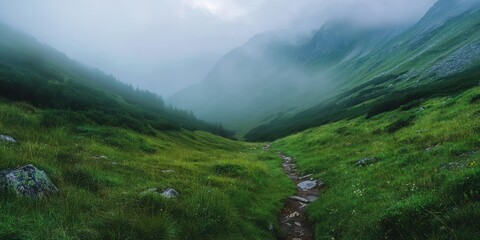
0,0,436,96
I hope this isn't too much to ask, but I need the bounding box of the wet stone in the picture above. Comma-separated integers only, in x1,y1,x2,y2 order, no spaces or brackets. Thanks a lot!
297,180,317,190
289,196,310,203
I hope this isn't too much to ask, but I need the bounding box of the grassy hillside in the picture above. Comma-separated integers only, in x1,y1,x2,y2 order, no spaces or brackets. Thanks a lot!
0,22,233,138
0,101,291,240
271,86,480,239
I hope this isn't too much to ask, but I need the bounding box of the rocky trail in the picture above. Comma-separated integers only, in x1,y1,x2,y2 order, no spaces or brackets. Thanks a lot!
278,153,321,240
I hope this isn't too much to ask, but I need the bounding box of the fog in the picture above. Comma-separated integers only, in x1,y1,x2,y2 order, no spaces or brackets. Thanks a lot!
0,0,436,97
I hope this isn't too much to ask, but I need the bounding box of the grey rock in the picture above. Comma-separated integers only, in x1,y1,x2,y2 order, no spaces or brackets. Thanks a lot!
0,134,16,143
161,188,179,198
288,211,300,219
263,143,271,151
141,187,179,199
297,180,317,190
289,196,309,203
355,157,378,167
0,164,58,198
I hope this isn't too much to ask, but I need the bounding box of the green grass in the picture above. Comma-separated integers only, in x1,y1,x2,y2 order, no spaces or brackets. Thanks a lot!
272,86,480,239
0,102,292,240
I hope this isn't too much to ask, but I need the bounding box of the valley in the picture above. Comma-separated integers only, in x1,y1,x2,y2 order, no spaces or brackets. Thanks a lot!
1,0,480,239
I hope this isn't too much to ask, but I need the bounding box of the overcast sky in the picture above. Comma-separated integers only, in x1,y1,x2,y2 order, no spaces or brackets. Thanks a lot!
0,0,436,97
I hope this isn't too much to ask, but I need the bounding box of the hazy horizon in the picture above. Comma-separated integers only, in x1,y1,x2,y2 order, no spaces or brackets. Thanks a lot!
0,0,436,97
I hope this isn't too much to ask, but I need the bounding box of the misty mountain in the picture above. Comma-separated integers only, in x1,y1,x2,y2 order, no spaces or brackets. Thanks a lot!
169,31,316,135
0,22,233,137
246,0,480,141
169,0,480,140
169,21,402,136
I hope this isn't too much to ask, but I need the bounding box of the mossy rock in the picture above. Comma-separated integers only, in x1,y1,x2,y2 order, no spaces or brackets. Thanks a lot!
0,164,58,198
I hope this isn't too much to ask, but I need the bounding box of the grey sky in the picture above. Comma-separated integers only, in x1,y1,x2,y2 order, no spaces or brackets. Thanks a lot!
0,0,436,97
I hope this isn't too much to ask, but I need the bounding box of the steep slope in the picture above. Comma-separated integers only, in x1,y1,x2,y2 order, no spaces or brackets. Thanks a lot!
0,22,233,137
246,0,480,141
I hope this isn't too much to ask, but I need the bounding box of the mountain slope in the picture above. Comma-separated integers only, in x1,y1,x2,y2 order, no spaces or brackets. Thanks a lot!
169,32,313,135
0,22,233,137
169,25,401,136
170,0,480,141
245,0,480,141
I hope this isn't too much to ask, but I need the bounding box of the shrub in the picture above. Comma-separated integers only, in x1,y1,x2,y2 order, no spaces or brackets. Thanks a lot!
41,110,90,128
400,100,423,111
140,143,157,154
471,94,480,104
385,115,416,133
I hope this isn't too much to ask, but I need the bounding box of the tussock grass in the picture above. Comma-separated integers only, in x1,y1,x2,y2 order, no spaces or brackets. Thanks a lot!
0,102,292,239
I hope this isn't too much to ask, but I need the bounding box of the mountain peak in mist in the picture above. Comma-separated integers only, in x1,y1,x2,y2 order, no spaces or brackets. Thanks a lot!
415,0,480,30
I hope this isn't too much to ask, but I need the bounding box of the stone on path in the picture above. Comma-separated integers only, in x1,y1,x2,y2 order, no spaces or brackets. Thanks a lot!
297,180,317,190
289,196,310,203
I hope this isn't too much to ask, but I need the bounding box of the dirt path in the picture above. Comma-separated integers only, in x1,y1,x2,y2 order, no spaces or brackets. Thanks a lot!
278,153,320,240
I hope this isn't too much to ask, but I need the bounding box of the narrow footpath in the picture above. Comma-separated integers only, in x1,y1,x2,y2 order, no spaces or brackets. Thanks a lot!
278,153,321,240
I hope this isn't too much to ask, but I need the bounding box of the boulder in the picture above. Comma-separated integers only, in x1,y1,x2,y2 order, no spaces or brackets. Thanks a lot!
0,134,16,143
0,164,58,198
